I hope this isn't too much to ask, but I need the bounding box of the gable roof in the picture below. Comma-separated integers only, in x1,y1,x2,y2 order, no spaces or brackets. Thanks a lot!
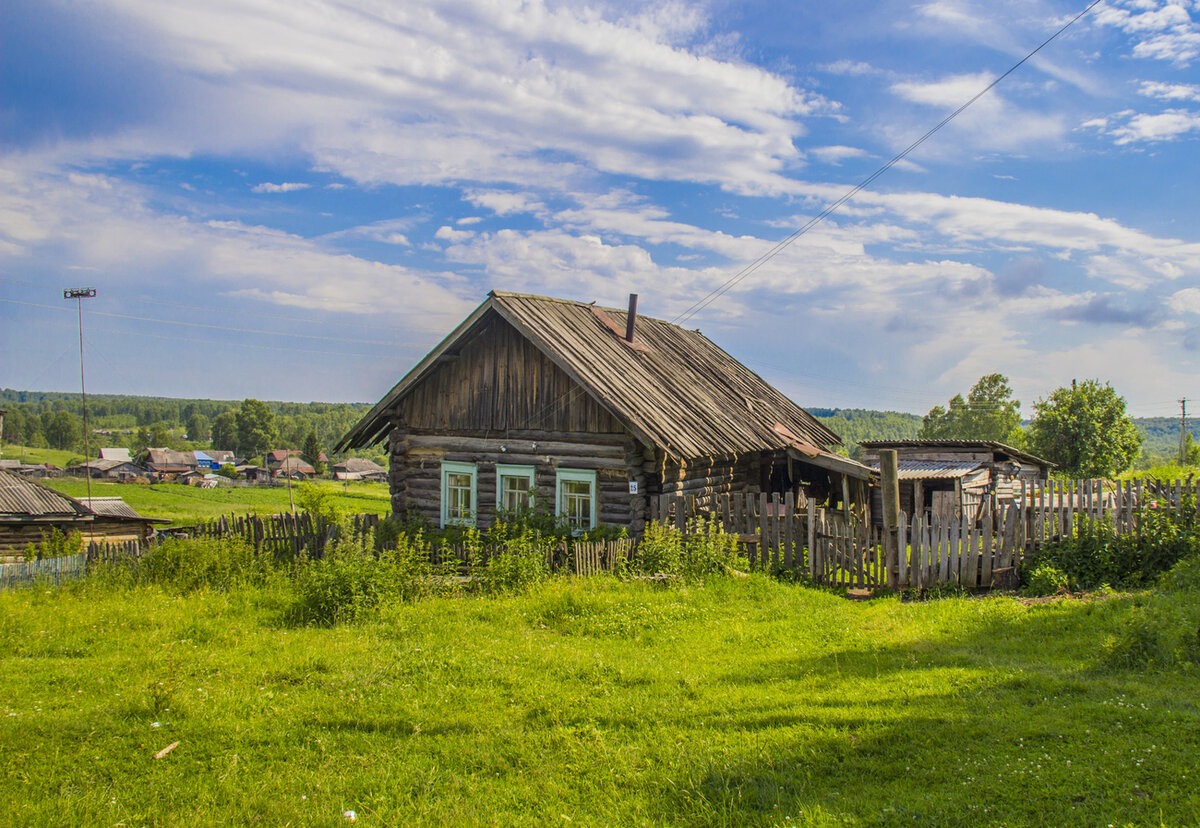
145,448,196,468
99,448,132,462
333,457,387,474
339,291,841,460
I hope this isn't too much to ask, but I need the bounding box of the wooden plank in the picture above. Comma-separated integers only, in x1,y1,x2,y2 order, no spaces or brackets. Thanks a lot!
980,501,994,585
784,491,794,569
807,497,817,580
758,492,769,572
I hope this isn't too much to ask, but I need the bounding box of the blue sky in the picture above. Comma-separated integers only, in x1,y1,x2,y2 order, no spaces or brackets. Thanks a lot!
2,0,1199,419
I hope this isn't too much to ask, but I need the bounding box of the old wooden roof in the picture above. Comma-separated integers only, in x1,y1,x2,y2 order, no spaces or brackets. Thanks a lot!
339,291,842,460
858,440,1053,469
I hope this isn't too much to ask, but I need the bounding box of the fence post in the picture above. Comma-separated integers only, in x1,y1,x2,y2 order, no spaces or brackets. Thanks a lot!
879,450,901,586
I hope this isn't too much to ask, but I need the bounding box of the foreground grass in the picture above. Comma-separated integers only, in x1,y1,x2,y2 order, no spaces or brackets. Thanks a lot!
41,479,391,526
1,577,1197,827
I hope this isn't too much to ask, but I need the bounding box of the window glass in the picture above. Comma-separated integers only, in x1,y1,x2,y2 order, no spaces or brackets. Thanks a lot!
556,469,597,531
441,462,477,527
496,464,535,512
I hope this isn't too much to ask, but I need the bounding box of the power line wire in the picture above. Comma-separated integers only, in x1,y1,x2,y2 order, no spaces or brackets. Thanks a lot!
670,0,1106,327
0,297,422,348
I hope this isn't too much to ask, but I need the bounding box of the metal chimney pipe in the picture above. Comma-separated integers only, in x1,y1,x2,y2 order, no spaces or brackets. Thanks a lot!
625,293,638,343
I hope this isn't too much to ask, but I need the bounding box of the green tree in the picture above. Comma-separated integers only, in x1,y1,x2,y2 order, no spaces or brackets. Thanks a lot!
921,373,1022,442
301,432,326,475
1028,379,1142,477
186,412,210,442
211,410,238,452
41,410,81,451
236,398,277,459
2,407,24,445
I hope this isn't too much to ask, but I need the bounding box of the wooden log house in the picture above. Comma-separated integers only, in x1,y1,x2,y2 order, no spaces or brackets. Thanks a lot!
337,291,875,533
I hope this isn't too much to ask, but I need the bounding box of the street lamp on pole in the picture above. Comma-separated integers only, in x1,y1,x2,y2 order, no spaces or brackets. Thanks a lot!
64,288,97,505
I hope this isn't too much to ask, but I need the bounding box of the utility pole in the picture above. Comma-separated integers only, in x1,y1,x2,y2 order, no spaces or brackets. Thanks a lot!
64,288,97,504
1181,398,1189,466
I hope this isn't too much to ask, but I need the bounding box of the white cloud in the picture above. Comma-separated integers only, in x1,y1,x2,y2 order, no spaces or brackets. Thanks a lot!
0,162,473,323
1138,80,1200,101
890,73,1067,151
47,0,837,196
1170,287,1200,313
809,145,870,165
1109,108,1200,143
252,181,311,193
434,225,475,242
1094,0,1200,65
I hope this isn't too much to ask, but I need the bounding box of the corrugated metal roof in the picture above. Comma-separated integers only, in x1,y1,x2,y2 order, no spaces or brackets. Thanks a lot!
339,291,842,458
881,460,987,480
82,497,163,521
0,469,91,519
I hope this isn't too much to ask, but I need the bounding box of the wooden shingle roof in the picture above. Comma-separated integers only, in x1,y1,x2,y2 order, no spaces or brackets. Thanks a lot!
339,291,841,459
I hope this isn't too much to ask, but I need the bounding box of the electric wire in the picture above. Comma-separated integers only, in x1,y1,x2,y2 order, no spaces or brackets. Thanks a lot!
669,0,1106,327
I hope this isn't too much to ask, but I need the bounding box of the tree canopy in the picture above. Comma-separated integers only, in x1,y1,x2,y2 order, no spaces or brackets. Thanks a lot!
236,398,278,459
920,373,1022,443
1028,379,1142,477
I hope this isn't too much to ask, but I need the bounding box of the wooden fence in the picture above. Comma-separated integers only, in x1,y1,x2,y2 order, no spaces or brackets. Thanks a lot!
0,553,87,589
178,511,381,559
652,478,1199,590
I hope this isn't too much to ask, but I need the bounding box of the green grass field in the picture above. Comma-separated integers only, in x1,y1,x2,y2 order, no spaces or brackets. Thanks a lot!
1,574,1197,827
0,444,82,468
42,478,392,526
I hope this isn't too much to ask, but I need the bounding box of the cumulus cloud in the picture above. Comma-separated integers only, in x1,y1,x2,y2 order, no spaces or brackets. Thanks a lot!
26,0,838,196
0,163,473,324
1094,0,1200,65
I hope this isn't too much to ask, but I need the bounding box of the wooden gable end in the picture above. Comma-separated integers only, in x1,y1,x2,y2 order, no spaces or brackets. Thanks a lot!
395,313,626,434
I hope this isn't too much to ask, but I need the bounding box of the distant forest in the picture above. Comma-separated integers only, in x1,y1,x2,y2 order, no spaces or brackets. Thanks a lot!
0,389,379,463
811,406,1199,466
2,390,1195,468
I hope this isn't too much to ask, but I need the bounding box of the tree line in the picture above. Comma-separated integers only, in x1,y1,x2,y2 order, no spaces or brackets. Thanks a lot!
915,373,1196,477
0,390,379,465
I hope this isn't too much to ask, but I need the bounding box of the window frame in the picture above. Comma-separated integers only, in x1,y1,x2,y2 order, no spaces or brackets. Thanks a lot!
440,461,478,528
555,468,598,532
495,464,536,513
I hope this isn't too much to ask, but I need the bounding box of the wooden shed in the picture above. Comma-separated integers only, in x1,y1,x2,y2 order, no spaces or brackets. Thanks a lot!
0,469,164,552
859,440,1053,525
337,291,873,533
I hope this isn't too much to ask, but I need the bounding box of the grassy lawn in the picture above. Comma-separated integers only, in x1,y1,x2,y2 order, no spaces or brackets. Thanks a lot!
42,478,392,526
1,575,1196,827
0,444,82,467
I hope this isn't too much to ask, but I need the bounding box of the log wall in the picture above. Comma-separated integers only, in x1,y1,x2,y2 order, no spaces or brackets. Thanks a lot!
390,428,649,531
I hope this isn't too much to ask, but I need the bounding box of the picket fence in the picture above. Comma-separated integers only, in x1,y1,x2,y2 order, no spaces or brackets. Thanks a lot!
650,478,1199,590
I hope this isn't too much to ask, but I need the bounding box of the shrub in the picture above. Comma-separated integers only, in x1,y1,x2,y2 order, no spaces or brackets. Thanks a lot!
632,520,682,575
292,517,446,625
24,528,83,562
133,536,267,592
680,515,746,577
1024,562,1070,597
481,529,551,594
1030,501,1200,591
630,518,743,578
